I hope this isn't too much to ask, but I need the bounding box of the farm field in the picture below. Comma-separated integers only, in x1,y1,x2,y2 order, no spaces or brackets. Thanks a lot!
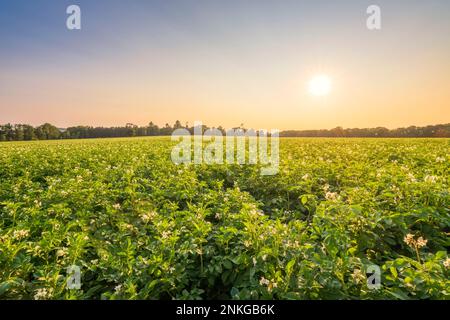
0,137,449,300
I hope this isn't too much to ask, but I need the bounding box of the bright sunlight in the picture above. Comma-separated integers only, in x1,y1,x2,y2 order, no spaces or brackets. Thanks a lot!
309,75,332,97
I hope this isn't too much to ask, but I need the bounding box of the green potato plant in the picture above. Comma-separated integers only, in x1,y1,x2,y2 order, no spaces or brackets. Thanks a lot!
0,137,448,300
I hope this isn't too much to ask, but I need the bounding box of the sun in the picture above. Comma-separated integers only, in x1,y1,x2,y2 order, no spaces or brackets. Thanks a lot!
309,75,332,96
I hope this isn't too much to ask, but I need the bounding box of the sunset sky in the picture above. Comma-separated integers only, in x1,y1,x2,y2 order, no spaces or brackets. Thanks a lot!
1,0,449,130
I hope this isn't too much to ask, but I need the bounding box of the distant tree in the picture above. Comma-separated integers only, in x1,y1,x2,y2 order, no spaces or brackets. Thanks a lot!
137,126,147,136
3,123,14,141
23,125,36,140
36,123,61,140
14,124,24,141
160,123,173,136
126,123,138,137
0,125,6,141
147,122,159,136
173,120,183,130
330,127,344,137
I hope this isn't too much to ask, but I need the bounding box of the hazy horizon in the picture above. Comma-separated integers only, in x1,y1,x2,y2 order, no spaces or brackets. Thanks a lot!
1,0,449,130
6,120,450,132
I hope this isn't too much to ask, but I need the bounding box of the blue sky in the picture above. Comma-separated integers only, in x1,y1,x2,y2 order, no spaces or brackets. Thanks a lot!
1,0,449,129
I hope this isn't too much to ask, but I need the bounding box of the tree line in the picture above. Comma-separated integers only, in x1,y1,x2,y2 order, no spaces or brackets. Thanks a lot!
280,124,450,138
0,121,449,141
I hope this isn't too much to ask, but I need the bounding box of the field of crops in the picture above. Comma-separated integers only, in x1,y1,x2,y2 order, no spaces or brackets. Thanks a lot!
0,137,449,300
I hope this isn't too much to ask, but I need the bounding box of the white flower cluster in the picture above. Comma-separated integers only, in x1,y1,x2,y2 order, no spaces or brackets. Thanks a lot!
424,175,437,183
34,288,53,300
13,229,29,240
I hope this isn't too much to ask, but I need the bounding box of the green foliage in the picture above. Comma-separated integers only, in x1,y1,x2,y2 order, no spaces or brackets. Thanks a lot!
1,122,450,142
0,137,448,300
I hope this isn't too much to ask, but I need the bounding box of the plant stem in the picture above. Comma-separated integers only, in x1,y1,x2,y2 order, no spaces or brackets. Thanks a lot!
415,246,422,264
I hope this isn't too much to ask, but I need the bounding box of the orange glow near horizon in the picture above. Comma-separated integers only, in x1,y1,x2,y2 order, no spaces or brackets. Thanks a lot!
0,1,449,130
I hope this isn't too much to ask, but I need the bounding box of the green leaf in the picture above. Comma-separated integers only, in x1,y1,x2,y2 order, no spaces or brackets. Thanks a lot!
390,267,398,279
230,287,239,298
0,281,12,296
300,195,308,205
223,259,233,269
387,290,410,300
286,259,296,275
